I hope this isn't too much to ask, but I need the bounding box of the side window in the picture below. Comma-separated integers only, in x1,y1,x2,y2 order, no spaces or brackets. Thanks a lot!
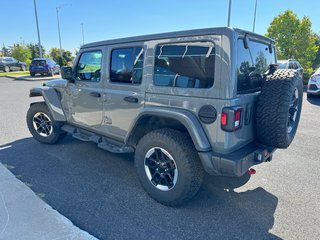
110,47,144,84
288,62,294,69
154,42,215,88
75,51,102,81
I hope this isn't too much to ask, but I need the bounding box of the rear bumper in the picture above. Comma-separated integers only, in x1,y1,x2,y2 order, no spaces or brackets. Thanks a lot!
198,143,275,177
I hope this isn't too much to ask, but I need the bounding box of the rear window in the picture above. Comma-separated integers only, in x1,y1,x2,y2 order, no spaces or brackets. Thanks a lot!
32,60,46,66
237,39,276,93
154,42,215,88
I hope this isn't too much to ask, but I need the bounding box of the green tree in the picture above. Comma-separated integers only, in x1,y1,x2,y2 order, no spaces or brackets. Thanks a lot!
27,43,46,60
266,10,319,80
11,43,31,65
313,34,320,69
1,44,11,57
49,48,74,66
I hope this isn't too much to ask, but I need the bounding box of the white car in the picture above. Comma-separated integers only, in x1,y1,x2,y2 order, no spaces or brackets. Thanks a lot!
307,67,320,98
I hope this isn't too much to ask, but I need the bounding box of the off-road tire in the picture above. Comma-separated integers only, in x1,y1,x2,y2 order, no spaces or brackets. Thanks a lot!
256,69,303,148
135,128,204,206
27,102,66,144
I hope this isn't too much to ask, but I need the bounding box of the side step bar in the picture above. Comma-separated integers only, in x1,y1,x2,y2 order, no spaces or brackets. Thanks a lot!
61,125,134,154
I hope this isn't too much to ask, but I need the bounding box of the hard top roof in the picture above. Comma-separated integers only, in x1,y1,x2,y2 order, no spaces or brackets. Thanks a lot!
82,27,274,49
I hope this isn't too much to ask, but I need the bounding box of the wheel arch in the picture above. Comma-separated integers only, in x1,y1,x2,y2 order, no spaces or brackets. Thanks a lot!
29,87,66,122
125,107,212,152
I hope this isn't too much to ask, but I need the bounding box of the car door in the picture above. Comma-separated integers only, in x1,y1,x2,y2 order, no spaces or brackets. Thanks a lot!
67,48,105,132
102,44,145,140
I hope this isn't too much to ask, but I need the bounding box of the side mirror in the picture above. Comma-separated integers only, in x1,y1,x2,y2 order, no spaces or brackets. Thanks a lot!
61,66,73,81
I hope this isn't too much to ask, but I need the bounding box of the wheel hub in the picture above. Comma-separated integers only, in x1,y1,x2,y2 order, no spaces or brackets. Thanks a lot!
32,112,53,137
144,147,178,191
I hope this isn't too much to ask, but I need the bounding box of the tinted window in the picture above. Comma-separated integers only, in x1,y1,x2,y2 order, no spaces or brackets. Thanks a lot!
110,47,144,84
237,39,276,93
32,60,46,66
154,43,215,88
75,51,102,81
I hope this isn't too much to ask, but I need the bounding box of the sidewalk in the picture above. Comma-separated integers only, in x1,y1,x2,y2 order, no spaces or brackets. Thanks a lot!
0,163,98,240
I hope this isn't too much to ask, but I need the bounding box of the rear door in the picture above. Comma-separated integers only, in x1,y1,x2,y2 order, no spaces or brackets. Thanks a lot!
102,43,145,140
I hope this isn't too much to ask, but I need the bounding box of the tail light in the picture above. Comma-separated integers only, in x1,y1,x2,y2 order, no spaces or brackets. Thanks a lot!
221,107,243,132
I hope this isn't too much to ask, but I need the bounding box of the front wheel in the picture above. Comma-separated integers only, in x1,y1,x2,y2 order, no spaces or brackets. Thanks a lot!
135,129,204,206
26,102,65,144
21,65,26,71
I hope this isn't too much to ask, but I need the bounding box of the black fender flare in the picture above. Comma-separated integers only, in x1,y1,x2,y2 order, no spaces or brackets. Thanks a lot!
29,87,66,122
125,107,212,152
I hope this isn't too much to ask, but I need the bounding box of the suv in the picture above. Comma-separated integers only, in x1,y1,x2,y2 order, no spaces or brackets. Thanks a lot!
0,57,26,72
26,28,303,206
277,59,303,76
29,58,60,77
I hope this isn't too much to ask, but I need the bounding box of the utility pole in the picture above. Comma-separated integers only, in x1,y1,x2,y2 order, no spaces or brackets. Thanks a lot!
56,4,71,60
33,0,43,58
81,23,85,45
253,0,258,32
227,0,232,27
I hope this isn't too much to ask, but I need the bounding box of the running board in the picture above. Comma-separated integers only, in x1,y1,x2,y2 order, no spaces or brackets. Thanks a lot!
61,124,134,154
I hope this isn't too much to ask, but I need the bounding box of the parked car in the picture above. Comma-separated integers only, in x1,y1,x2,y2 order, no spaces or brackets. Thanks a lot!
0,57,26,72
29,58,60,77
307,67,320,98
277,59,303,76
26,27,303,206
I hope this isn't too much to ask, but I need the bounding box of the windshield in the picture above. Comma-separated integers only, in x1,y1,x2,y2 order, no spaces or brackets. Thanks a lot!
237,38,276,93
277,61,288,69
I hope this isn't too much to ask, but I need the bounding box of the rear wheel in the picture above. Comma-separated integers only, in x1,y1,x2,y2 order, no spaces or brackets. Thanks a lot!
135,129,203,206
26,102,66,144
30,72,35,77
256,69,303,148
48,69,54,76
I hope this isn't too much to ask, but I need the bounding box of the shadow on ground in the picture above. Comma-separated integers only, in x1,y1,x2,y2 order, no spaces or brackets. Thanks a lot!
0,137,280,240
307,95,320,106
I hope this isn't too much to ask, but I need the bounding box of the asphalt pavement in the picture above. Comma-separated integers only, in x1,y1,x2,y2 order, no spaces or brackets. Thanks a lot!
0,76,319,240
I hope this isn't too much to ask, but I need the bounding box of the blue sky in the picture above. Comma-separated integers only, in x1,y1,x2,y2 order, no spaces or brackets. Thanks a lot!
1,0,319,54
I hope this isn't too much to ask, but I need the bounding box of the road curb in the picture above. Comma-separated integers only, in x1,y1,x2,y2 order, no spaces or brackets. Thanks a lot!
2,75,61,81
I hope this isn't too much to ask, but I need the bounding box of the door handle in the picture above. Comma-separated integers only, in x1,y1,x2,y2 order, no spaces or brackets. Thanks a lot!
90,92,101,98
124,96,138,103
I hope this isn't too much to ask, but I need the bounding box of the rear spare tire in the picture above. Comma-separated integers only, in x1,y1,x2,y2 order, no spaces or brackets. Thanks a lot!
256,69,303,148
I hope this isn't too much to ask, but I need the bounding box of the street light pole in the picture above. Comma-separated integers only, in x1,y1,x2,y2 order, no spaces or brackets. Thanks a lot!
227,0,232,27
56,4,71,61
253,0,258,32
56,6,63,59
81,23,84,45
33,0,43,58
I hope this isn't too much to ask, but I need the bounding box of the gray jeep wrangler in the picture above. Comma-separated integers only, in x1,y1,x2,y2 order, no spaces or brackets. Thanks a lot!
26,27,303,206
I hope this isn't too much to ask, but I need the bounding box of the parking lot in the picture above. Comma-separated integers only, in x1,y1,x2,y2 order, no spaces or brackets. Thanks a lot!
0,76,319,240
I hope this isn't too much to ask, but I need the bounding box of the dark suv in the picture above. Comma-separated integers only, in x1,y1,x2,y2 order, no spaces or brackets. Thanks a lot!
29,58,60,77
0,57,26,72
26,27,303,206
